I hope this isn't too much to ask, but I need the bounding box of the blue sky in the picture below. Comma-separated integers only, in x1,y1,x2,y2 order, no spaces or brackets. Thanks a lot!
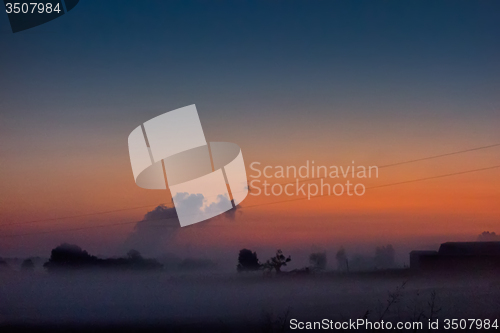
1,0,499,125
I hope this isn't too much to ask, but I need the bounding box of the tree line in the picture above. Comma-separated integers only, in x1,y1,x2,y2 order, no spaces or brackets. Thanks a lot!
236,244,396,274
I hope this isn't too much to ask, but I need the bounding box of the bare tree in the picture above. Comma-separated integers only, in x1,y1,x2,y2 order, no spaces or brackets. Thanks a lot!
264,250,291,274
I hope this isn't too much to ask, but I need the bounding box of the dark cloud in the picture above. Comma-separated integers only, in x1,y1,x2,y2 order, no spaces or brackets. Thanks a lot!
142,204,179,224
122,204,180,256
123,196,242,256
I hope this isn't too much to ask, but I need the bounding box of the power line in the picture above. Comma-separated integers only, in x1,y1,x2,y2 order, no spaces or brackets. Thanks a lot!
0,216,178,238
0,204,165,228
377,143,500,168
242,165,500,208
1,164,498,238
1,142,497,228
367,165,500,189
264,143,500,188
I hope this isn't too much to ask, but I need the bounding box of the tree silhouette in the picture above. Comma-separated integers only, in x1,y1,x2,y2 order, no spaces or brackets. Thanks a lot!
309,251,327,270
237,248,261,272
21,258,35,271
477,231,500,242
264,249,291,274
0,258,9,270
44,243,98,271
336,247,348,272
43,243,162,271
127,249,143,261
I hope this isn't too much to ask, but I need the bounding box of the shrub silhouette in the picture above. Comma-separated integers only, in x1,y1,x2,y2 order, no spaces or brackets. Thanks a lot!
237,248,262,272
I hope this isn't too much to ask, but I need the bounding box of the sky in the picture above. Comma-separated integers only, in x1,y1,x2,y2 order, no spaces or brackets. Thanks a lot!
0,0,499,262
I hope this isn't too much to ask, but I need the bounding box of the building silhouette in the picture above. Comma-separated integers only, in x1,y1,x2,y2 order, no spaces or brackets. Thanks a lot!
410,242,500,272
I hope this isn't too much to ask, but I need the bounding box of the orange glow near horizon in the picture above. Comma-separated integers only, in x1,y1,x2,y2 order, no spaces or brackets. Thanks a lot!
0,118,499,256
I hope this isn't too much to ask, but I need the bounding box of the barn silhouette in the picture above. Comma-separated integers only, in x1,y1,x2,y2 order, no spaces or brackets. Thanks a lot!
410,242,500,272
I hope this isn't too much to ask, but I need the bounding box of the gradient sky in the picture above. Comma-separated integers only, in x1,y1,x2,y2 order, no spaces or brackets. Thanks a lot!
0,0,499,261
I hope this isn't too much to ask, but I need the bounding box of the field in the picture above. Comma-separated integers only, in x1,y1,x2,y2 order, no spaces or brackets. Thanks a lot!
1,269,499,332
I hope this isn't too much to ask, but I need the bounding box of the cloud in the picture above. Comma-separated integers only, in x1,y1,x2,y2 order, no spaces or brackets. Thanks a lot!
142,204,179,224
204,194,232,216
122,194,242,256
122,204,180,256
173,192,242,223
172,192,205,216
